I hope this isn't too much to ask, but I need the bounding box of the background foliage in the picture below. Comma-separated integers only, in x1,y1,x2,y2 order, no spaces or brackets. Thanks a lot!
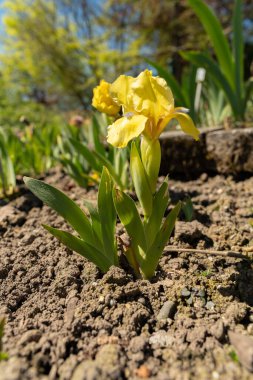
0,0,252,122
0,0,252,197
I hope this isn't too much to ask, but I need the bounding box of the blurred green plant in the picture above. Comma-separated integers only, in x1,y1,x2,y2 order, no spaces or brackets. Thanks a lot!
200,269,213,278
24,167,118,273
229,350,239,363
182,197,195,222
21,124,61,175
0,129,16,197
1,0,145,111
59,115,130,190
1,123,62,177
0,319,8,361
182,0,253,122
148,62,232,127
199,80,232,127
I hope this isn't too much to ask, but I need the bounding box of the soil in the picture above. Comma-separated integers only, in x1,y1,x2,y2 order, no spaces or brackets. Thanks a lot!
0,170,253,380
160,128,253,177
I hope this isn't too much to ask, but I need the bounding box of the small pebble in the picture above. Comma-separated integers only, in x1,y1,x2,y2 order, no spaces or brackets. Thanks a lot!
135,365,151,378
110,299,117,307
138,298,146,305
206,301,215,310
186,296,193,306
200,173,208,182
157,301,177,320
181,288,191,298
22,234,36,246
98,296,104,304
197,289,206,298
210,320,225,341
249,314,253,323
212,371,220,379
104,294,111,306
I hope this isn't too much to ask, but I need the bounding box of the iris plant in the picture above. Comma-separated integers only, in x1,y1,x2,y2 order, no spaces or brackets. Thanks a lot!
25,70,199,279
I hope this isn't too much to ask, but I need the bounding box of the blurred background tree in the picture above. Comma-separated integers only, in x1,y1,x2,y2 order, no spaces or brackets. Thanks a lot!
0,0,252,124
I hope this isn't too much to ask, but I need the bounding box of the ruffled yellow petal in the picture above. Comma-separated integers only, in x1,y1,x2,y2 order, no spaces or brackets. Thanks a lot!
110,75,135,113
154,108,200,140
173,111,200,140
92,80,120,116
107,114,148,148
131,70,174,123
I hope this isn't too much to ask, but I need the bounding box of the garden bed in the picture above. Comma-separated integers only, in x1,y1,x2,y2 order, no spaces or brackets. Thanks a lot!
160,127,253,178
0,170,253,380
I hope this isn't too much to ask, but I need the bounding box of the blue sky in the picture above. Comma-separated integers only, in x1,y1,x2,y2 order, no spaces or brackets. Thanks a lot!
0,0,5,37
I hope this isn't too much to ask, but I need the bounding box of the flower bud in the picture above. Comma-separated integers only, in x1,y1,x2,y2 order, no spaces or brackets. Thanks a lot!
92,80,120,116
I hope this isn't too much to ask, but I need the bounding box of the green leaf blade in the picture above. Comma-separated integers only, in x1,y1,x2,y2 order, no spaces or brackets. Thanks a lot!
113,188,147,262
23,177,95,246
98,167,118,265
83,200,104,253
181,51,239,118
130,142,153,218
91,115,107,156
188,0,234,88
141,202,181,279
232,0,244,112
93,150,124,189
69,138,102,172
145,177,169,247
43,225,111,273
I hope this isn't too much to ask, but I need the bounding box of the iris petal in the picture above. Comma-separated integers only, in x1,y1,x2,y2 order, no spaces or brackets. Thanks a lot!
131,70,174,123
110,75,135,113
173,112,200,140
107,114,148,148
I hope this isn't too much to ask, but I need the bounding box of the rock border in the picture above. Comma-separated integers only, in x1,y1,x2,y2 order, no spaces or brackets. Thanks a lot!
160,128,253,178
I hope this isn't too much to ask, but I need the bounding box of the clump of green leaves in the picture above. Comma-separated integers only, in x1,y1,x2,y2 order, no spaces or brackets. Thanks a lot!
24,167,118,273
25,160,180,279
24,70,200,280
113,142,181,279
59,115,130,190
183,0,252,122
200,269,213,278
1,122,62,180
0,319,8,361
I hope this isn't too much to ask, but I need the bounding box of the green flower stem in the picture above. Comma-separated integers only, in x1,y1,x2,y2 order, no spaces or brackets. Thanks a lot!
130,142,153,219
141,137,161,194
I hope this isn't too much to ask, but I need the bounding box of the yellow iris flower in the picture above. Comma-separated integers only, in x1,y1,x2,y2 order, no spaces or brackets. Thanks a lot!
106,70,199,148
92,80,120,116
